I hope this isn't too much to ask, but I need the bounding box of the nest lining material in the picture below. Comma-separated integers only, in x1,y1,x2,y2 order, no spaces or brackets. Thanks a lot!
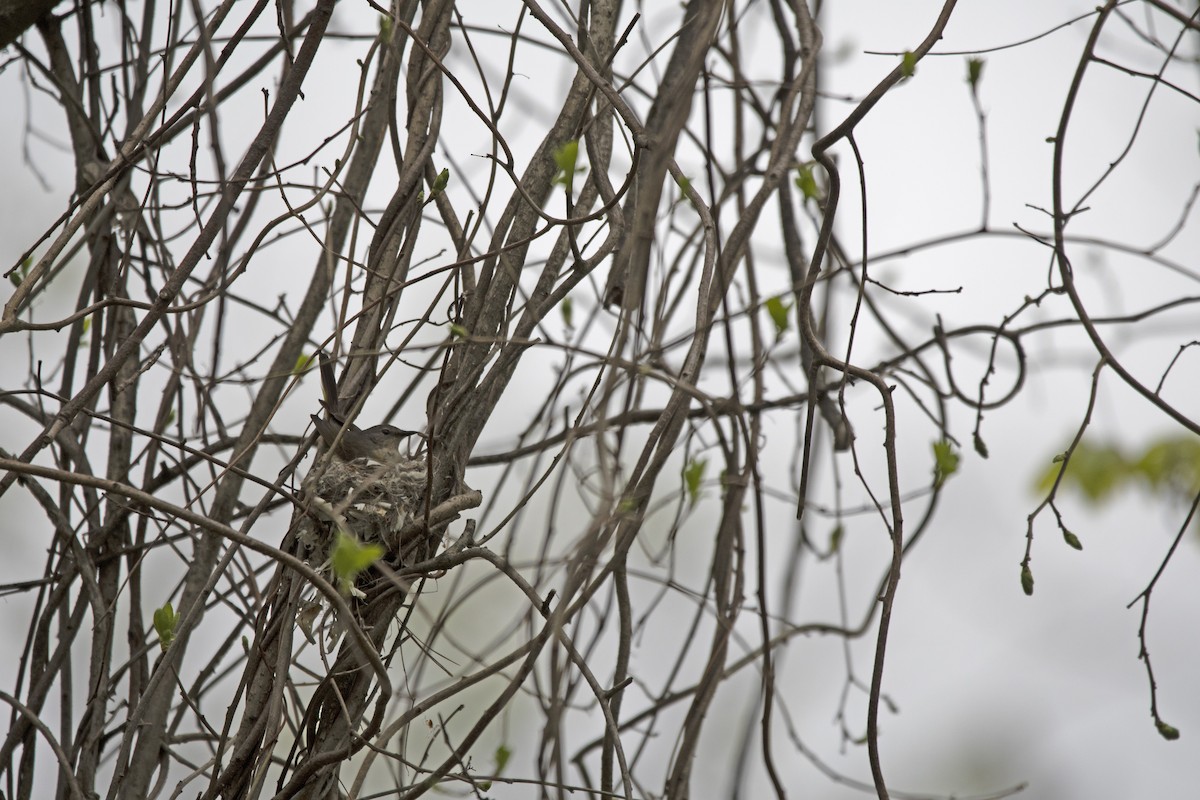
299,457,430,563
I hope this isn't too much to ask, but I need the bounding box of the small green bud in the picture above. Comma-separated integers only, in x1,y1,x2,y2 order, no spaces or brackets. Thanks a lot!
1156,720,1180,741
966,57,985,89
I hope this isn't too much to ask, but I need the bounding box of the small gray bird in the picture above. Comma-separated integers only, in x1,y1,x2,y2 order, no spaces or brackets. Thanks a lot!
310,413,417,464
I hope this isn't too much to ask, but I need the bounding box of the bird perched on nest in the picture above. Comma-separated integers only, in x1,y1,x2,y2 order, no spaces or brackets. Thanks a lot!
309,350,420,464
310,412,416,464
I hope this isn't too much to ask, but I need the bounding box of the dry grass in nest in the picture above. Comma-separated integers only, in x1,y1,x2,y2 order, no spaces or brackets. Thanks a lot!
298,457,430,565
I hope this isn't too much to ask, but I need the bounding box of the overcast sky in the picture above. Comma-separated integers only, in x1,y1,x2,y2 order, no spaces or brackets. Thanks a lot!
1,2,1198,797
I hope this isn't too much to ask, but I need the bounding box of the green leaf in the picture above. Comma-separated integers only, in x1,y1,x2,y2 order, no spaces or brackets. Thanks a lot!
552,140,583,192
153,602,180,651
1070,445,1125,500
1035,438,1200,530
966,57,985,90
294,353,313,375
675,174,692,201
553,140,578,174
932,440,959,488
1020,564,1034,596
479,744,511,796
794,163,820,202
683,458,707,506
1132,437,1200,491
330,531,384,593
829,524,844,555
765,295,792,339
431,167,449,196
1035,442,1126,500
449,323,468,339
8,255,31,287
1156,720,1181,741
378,13,392,42
494,744,512,773
561,295,573,329
901,51,918,78
973,432,989,459
1062,529,1083,551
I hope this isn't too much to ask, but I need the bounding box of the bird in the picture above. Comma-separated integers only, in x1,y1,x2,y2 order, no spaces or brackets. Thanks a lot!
309,412,418,464
309,349,421,463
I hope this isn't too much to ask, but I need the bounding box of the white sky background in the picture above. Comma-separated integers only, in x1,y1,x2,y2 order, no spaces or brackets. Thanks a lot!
784,2,1200,797
1,1,1198,798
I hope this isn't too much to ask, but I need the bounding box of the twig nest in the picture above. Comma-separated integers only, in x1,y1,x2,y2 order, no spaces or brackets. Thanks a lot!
298,457,430,564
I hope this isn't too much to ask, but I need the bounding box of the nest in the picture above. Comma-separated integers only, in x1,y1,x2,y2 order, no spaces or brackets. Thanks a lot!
297,456,431,567
292,453,480,644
